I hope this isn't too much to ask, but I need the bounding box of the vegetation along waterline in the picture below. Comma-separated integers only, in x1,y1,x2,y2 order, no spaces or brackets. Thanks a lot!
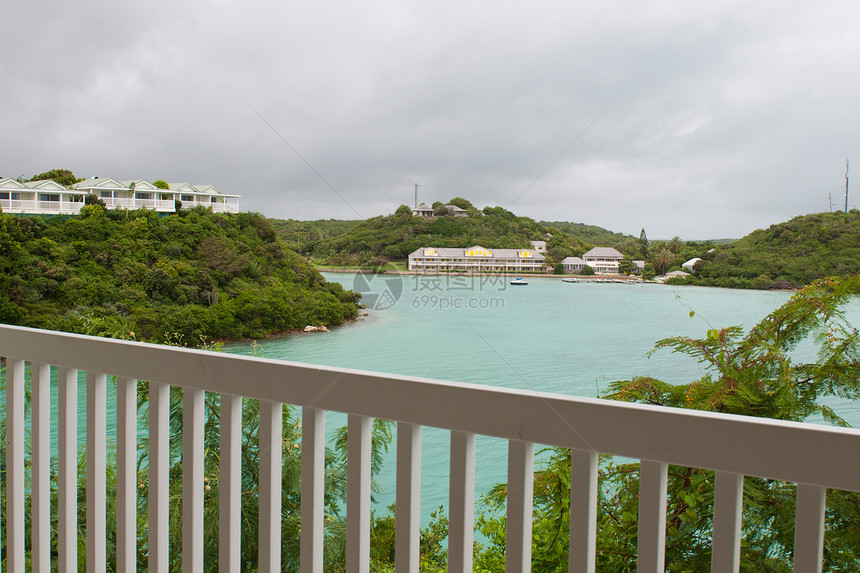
0,206,360,345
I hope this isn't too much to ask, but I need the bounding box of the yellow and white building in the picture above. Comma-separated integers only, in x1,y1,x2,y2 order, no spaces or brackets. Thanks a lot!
408,245,546,273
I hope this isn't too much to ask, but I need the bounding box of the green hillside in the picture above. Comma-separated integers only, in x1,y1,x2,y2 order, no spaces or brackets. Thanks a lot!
691,211,860,288
540,220,634,248
287,199,597,266
0,206,359,344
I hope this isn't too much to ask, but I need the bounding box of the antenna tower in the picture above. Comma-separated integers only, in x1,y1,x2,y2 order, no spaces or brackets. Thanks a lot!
845,159,850,212
414,182,419,209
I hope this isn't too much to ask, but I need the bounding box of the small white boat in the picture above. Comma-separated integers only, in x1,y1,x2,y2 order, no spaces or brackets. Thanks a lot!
562,278,580,283
509,277,528,285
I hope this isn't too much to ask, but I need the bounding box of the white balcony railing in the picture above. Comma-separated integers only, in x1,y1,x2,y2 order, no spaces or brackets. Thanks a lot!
2,323,859,572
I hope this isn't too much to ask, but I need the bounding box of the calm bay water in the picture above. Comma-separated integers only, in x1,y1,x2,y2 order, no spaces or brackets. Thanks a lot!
6,274,857,528
223,274,860,525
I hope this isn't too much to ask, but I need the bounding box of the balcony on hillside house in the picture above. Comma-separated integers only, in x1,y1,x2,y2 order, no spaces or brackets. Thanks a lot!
1,323,858,572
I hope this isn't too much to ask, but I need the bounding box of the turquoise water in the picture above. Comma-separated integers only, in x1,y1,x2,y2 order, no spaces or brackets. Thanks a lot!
4,275,857,527
222,274,860,525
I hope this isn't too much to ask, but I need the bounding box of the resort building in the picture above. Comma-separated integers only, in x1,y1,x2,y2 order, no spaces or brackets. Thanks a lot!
530,240,547,252
408,245,546,273
582,246,624,274
0,177,240,215
561,256,586,273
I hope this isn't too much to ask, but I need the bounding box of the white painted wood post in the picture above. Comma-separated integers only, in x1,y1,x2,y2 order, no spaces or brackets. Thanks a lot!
302,407,326,573
31,362,51,573
505,439,535,573
712,471,744,572
220,394,243,573
6,359,25,573
347,414,372,573
396,422,422,573
570,449,599,573
793,484,826,573
149,382,170,573
184,388,205,573
637,461,668,573
259,400,283,572
58,367,78,573
86,371,107,573
117,377,138,573
448,431,476,573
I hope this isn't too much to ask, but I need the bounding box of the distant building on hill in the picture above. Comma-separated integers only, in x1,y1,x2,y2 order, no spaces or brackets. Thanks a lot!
412,203,469,218
408,245,545,273
412,203,435,217
530,240,547,252
0,177,239,215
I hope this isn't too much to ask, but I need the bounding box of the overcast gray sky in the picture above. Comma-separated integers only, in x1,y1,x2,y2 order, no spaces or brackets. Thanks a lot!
4,0,859,239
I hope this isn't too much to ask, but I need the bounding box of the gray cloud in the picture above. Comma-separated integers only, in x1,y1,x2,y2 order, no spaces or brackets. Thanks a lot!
4,0,859,239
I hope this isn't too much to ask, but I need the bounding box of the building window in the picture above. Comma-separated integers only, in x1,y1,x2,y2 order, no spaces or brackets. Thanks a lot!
0,192,8,200
135,192,152,200
39,194,60,202
181,194,194,202
100,191,112,198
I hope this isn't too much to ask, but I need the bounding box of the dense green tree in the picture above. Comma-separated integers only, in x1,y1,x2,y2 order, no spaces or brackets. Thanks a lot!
153,179,170,189
0,208,359,344
27,168,82,187
653,247,673,275
446,197,474,210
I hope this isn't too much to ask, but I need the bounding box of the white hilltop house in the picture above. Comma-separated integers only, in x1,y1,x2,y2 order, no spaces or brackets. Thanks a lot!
0,177,239,215
582,246,624,274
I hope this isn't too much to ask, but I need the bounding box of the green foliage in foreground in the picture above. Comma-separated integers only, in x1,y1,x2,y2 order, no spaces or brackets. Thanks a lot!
0,207,359,344
468,277,860,571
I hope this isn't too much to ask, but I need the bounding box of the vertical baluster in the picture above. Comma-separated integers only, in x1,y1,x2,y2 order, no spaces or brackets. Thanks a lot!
149,382,170,573
58,367,78,573
184,388,205,573
259,400,283,572
712,471,743,573
395,422,422,573
6,359,25,572
347,414,372,573
220,394,243,573
87,372,107,573
116,377,138,573
506,440,535,573
31,363,51,573
794,484,826,573
302,407,326,573
570,449,598,573
448,431,476,573
637,460,668,573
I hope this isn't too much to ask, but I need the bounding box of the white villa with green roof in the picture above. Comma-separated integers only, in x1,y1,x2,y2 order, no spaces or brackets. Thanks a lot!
0,177,239,215
408,245,546,273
